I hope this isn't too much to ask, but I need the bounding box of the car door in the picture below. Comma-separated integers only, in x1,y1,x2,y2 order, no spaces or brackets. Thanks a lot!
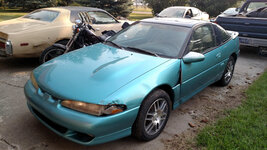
180,24,222,102
87,11,122,36
212,24,235,75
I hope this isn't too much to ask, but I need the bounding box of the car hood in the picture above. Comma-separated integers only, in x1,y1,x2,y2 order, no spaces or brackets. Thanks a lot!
34,43,170,104
0,18,47,34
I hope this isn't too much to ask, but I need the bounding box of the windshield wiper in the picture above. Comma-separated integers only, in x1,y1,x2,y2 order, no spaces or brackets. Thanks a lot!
125,47,159,57
105,41,124,49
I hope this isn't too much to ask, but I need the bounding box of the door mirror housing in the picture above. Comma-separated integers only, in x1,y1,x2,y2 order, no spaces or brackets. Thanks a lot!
183,52,205,63
122,22,130,29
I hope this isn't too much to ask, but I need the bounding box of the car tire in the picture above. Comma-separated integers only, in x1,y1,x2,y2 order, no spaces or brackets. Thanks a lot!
217,56,235,86
39,46,65,64
132,89,171,141
39,40,69,64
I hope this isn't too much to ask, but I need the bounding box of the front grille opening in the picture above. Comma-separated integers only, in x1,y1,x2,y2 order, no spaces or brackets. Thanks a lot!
70,132,94,142
31,107,94,143
32,108,68,133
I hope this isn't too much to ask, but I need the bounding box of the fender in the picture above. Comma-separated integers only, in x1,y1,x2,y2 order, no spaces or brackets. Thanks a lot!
53,43,66,50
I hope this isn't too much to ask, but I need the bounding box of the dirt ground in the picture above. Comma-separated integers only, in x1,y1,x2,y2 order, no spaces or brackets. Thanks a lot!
0,46,266,150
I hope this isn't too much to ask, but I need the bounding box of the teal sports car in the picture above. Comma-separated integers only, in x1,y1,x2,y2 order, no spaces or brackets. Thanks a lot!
24,18,240,145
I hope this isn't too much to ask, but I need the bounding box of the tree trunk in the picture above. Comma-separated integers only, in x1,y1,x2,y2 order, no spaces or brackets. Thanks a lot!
22,0,25,10
2,0,5,10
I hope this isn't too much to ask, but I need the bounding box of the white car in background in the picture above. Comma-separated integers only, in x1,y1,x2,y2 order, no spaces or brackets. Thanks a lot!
157,6,210,21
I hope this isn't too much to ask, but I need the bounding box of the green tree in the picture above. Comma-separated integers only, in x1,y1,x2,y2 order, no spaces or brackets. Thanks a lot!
144,0,188,15
145,0,240,17
189,0,240,17
57,0,74,6
76,0,133,17
4,0,58,10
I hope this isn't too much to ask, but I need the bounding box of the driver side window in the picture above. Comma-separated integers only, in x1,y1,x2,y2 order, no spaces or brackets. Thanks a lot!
87,11,117,24
188,25,216,53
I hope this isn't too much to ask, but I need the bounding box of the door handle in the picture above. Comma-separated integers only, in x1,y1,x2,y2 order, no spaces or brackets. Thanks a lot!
216,53,221,58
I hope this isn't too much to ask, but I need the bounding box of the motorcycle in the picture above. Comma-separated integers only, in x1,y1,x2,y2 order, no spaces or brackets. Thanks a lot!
39,12,128,64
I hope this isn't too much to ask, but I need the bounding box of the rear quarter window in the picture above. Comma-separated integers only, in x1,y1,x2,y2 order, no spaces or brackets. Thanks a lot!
70,10,80,23
23,10,59,22
213,24,231,46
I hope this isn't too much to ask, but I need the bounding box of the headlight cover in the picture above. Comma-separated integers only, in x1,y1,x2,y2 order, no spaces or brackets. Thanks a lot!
61,100,126,116
30,72,39,90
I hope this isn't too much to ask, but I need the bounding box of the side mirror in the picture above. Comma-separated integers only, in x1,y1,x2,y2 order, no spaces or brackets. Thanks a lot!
122,22,130,29
183,52,205,63
155,13,159,17
235,7,240,12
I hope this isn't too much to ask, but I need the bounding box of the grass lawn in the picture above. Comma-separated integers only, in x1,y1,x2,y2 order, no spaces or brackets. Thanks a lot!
0,8,27,22
132,6,152,12
128,13,153,21
196,71,267,149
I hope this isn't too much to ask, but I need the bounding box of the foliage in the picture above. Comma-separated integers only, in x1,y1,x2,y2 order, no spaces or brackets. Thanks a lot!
76,0,133,17
197,71,267,149
57,0,74,6
128,13,153,21
3,0,75,10
144,0,240,16
3,0,58,10
2,0,242,17
189,0,240,17
144,0,187,15
0,8,27,22
24,0,58,10
68,2,81,6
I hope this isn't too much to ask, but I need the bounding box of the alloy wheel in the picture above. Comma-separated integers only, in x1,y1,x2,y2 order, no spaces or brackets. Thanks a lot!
224,60,234,83
144,98,168,136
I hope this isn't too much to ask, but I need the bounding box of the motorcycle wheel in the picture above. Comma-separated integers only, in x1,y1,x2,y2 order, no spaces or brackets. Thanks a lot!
39,46,65,64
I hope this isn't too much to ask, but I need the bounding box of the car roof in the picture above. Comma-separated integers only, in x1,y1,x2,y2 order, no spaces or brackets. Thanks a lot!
46,6,106,12
164,6,198,10
140,18,207,28
246,0,267,2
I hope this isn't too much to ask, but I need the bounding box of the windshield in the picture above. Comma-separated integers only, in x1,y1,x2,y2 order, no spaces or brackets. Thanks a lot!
23,10,59,22
158,7,185,18
223,8,238,15
246,2,267,12
107,22,190,58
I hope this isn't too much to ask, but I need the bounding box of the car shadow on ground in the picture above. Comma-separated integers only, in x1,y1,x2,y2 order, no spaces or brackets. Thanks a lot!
240,46,267,58
0,57,39,70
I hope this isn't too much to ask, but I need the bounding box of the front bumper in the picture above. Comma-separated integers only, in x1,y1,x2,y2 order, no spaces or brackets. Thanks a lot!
24,80,139,145
239,36,267,47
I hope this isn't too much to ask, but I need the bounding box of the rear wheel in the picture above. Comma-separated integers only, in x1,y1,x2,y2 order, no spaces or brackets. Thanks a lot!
217,56,235,86
39,46,65,64
132,89,171,141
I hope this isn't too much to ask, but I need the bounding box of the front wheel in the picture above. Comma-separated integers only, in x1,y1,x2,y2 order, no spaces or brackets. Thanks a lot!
217,56,235,86
132,89,171,141
39,46,65,64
